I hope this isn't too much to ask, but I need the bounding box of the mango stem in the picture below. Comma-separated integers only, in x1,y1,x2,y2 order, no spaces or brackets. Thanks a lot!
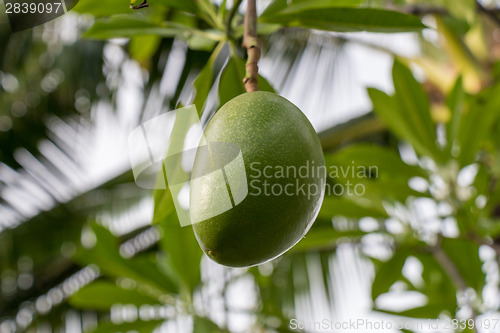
243,0,260,92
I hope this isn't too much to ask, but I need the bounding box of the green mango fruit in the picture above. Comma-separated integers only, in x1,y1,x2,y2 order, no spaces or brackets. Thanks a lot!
190,92,325,267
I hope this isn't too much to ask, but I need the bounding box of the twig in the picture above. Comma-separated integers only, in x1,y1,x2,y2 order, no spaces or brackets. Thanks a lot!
242,0,260,92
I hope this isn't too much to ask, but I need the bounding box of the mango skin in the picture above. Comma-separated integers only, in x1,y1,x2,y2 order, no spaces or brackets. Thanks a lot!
190,92,325,267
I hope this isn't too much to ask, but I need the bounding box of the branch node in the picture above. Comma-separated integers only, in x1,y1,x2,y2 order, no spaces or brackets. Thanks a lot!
242,0,260,92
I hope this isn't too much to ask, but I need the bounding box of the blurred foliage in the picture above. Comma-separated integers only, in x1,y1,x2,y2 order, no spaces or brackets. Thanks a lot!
2,0,500,332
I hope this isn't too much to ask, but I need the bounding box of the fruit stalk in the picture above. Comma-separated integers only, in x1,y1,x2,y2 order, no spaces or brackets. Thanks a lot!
243,0,260,92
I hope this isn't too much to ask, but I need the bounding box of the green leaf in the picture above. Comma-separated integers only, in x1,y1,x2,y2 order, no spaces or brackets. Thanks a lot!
219,56,246,108
152,185,177,225
219,56,274,106
261,8,426,33
369,61,441,161
368,88,423,153
392,60,441,161
169,10,198,27
89,320,163,333
75,0,199,17
257,23,282,35
442,0,475,23
400,329,415,333
73,0,134,17
377,304,447,319
441,237,485,292
456,82,500,165
196,0,223,29
258,75,276,94
218,54,276,108
371,250,409,300
445,76,465,155
218,0,227,20
413,252,458,316
187,33,218,51
318,196,388,219
75,224,178,295
325,144,428,204
290,226,367,253
261,0,363,18
250,256,298,325
148,0,199,14
157,209,202,296
70,281,160,310
232,23,282,39
129,35,162,63
83,15,191,39
152,109,202,295
326,144,426,181
193,42,226,115
193,316,227,333
148,128,203,298
194,45,276,114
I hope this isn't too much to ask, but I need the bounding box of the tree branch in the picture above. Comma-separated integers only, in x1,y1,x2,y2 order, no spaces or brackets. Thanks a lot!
242,0,260,92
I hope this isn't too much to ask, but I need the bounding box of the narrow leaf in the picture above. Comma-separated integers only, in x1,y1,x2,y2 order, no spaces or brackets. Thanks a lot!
73,0,133,17
193,316,228,333
372,250,409,300
261,8,426,33
149,0,199,14
291,226,366,253
441,237,485,292
219,56,246,108
262,0,365,18
368,88,430,158
456,82,500,165
89,320,163,333
218,55,276,107
392,60,441,161
193,42,225,115
83,15,191,39
129,35,161,64
70,281,160,310
74,224,178,295
445,76,464,154
319,196,388,219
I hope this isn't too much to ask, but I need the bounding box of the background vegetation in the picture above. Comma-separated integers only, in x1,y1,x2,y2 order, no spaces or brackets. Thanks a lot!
2,0,500,332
